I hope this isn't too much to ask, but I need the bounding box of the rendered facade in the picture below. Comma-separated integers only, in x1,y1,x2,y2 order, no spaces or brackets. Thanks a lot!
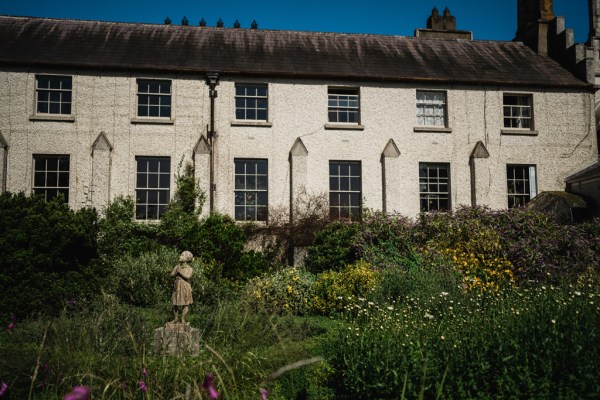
0,0,599,221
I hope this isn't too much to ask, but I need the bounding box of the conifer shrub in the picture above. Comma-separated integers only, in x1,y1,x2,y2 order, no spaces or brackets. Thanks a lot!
0,192,100,316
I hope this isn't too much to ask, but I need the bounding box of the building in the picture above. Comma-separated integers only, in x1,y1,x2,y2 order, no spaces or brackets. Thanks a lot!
0,0,598,223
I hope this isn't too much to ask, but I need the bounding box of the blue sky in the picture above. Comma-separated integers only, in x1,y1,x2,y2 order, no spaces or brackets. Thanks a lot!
0,0,590,43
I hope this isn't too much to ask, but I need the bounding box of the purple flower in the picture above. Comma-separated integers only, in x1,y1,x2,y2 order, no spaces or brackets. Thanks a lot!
138,380,147,393
142,367,148,377
63,385,90,400
0,382,9,397
7,322,14,331
260,387,268,400
201,373,219,399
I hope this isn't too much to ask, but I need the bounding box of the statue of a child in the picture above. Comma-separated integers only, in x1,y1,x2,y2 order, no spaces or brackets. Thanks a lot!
170,251,194,324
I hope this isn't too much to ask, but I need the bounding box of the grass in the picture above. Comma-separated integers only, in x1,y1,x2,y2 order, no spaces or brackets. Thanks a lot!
1,275,599,399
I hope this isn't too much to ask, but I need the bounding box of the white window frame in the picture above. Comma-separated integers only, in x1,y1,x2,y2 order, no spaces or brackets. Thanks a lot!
503,94,533,129
136,79,172,119
235,84,268,121
234,159,268,221
416,90,447,127
35,75,72,115
32,154,70,203
328,87,360,124
419,162,451,212
329,160,362,220
507,164,537,208
135,156,171,220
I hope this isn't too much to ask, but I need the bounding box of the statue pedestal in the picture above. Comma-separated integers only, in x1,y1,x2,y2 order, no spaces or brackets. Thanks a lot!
153,323,200,356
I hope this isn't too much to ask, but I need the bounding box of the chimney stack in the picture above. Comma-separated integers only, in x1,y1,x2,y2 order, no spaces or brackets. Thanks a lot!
415,7,472,39
514,0,554,54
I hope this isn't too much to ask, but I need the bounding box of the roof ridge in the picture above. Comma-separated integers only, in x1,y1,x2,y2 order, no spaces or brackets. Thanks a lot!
0,14,520,43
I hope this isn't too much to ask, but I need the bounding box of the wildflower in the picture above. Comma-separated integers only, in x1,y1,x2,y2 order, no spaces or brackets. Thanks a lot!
551,319,556,324
260,387,268,400
440,335,445,340
441,292,449,296
138,381,147,393
7,314,16,331
424,313,434,319
387,306,394,311
142,367,148,377
0,382,8,397
64,385,90,400
202,373,219,399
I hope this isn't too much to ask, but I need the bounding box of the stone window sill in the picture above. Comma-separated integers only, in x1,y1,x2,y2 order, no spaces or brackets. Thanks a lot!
324,123,365,131
413,126,452,133
29,114,75,122
230,120,273,127
131,118,175,125
501,129,538,136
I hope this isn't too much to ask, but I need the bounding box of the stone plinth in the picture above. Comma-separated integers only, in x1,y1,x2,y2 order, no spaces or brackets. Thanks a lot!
153,323,200,356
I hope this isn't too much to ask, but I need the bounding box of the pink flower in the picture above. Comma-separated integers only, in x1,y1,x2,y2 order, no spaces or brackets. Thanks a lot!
142,367,148,377
63,385,90,400
0,382,9,397
201,373,219,399
260,387,268,400
7,322,14,331
139,380,147,393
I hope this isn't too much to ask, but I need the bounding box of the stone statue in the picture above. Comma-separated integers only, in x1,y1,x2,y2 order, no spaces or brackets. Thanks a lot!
170,250,194,324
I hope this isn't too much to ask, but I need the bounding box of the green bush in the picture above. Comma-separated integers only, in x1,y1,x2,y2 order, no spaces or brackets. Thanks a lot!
98,196,161,261
243,267,316,315
110,246,214,308
355,211,418,269
311,260,380,315
0,192,100,317
304,222,360,273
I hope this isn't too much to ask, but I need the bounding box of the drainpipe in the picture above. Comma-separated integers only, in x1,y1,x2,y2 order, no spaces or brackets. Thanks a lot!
206,72,220,212
1,145,7,193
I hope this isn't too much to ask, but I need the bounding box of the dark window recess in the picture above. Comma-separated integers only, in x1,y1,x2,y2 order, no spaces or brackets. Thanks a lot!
32,154,70,202
234,159,268,221
135,156,170,220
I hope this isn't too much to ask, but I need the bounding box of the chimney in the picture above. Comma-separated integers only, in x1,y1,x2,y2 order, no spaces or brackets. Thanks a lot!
514,0,554,54
415,7,472,39
589,0,600,43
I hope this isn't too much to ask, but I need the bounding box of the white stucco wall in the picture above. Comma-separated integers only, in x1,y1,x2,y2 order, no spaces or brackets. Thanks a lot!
0,67,597,220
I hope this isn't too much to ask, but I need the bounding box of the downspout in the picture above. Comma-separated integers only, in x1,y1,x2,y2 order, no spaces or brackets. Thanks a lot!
206,72,220,213
2,145,7,193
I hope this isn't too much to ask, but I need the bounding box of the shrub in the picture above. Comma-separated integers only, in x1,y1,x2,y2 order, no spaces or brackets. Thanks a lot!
355,211,418,269
304,222,360,273
98,196,161,261
158,160,206,250
110,247,211,307
243,267,316,315
0,192,100,316
311,260,380,315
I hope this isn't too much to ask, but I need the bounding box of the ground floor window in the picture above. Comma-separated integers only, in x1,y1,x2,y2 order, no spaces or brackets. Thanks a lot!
419,162,450,212
329,160,361,220
235,159,268,221
507,164,537,208
32,154,70,202
135,156,170,220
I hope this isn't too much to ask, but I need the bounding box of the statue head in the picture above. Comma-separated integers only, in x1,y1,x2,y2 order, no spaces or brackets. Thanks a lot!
179,251,194,263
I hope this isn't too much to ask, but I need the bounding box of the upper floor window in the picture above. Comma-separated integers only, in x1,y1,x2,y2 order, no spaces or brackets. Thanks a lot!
235,84,268,121
137,80,171,118
234,159,268,221
503,94,532,129
328,87,359,124
419,162,450,212
32,154,70,203
36,75,72,115
507,165,537,208
416,90,446,126
329,160,361,220
135,156,170,220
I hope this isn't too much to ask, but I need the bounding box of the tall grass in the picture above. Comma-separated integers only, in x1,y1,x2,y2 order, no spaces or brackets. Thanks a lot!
326,271,600,399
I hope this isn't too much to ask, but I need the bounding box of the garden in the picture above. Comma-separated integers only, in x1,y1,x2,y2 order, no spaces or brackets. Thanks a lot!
1,164,599,399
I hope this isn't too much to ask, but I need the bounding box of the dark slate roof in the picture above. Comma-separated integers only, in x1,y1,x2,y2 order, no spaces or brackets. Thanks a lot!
566,162,600,182
0,15,589,88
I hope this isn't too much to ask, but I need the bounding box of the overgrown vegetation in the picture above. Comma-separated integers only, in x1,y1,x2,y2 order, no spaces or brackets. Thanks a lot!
1,173,599,398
